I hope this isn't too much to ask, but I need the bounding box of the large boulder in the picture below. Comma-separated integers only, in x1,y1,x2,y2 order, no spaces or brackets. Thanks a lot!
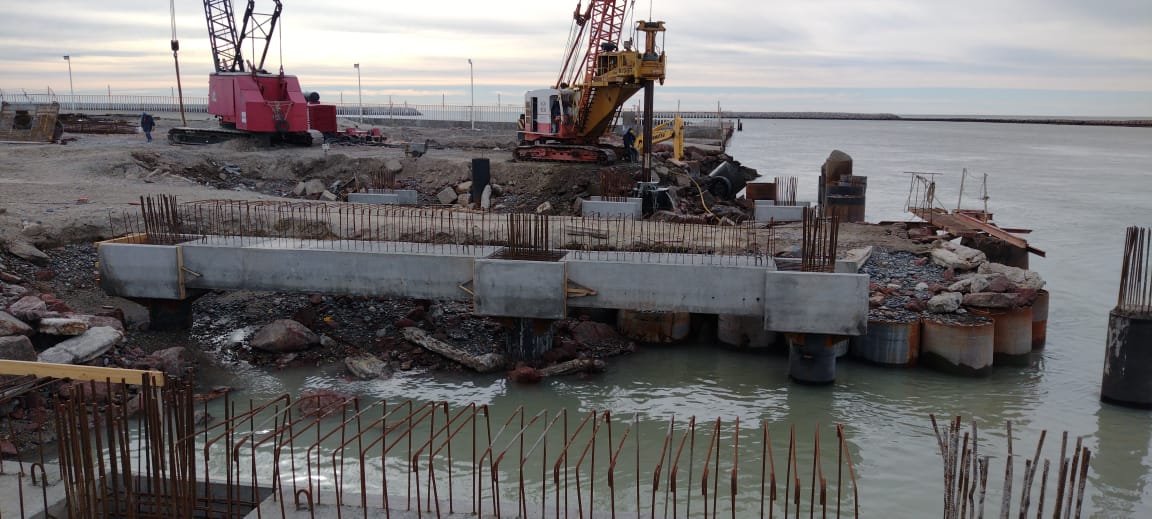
345,354,393,380
7,295,47,322
930,242,987,271
963,292,1020,309
302,179,327,196
136,346,194,378
5,240,49,265
39,317,90,336
37,327,124,364
927,292,964,313
570,321,621,345
0,335,37,361
977,262,1045,290
0,311,32,336
249,319,319,353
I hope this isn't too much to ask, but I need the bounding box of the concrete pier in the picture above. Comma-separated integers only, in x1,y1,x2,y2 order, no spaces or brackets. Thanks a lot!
1101,310,1152,408
97,234,869,361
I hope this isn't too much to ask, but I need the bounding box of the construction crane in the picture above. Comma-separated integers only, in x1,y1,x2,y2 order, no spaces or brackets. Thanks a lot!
168,0,336,145
515,0,666,168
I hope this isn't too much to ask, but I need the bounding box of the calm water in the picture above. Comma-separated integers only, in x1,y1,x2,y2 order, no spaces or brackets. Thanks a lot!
200,119,1152,516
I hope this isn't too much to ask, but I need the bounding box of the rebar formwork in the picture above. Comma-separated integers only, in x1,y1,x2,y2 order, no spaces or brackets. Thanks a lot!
35,382,864,519
110,196,777,267
1117,226,1151,316
800,207,839,273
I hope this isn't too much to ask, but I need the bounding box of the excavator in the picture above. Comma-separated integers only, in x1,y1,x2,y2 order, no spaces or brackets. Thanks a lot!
515,0,666,166
168,0,336,145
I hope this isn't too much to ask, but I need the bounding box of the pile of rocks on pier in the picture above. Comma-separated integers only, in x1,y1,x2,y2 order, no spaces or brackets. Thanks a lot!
863,240,1045,321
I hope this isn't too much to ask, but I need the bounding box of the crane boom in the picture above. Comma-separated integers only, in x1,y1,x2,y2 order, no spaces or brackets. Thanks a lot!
202,0,282,73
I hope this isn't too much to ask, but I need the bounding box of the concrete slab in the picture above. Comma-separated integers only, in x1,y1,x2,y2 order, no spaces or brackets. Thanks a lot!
763,271,869,335
0,463,68,519
581,196,643,220
473,259,567,319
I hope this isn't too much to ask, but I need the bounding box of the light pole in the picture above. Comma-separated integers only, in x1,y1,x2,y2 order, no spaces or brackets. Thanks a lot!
468,58,474,130
63,55,74,111
354,63,363,125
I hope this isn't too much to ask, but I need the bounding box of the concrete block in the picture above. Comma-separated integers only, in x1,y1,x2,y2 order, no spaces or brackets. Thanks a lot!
754,200,811,222
348,190,418,205
565,255,767,315
581,196,643,220
474,258,567,319
98,243,184,299
763,271,868,335
437,186,458,205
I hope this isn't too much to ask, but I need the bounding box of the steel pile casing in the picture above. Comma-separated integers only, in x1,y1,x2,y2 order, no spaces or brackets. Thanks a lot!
786,333,838,384
968,306,1033,364
1101,309,1152,409
617,309,691,343
851,318,921,366
921,318,995,376
1032,289,1049,349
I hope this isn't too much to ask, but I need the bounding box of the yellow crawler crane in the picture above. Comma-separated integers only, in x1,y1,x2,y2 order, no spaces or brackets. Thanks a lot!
516,0,666,166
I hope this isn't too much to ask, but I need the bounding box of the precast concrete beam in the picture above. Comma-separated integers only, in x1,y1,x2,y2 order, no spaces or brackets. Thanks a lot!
98,243,185,299
763,271,868,335
581,196,643,220
564,254,768,316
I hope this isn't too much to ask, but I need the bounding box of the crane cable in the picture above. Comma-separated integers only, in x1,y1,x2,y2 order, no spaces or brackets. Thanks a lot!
169,0,187,125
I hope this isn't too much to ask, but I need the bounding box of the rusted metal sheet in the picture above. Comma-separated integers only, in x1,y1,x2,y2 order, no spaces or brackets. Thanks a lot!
921,317,994,376
1032,289,1049,349
969,306,1033,363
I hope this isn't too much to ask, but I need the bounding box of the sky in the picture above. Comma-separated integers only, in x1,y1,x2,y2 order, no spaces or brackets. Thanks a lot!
1,0,1149,116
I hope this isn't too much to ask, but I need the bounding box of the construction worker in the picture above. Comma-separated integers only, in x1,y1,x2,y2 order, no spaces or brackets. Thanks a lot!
550,96,561,133
623,128,638,162
140,112,156,143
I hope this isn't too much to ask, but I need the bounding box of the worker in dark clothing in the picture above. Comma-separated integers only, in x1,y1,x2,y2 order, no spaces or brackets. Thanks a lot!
623,128,638,162
550,96,561,133
140,112,156,143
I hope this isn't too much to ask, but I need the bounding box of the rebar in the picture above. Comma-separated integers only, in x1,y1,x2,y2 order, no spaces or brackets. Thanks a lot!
1117,226,1151,316
801,208,839,273
775,177,797,206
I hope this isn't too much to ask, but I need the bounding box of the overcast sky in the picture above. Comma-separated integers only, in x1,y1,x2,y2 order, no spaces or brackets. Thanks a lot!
1,0,1149,116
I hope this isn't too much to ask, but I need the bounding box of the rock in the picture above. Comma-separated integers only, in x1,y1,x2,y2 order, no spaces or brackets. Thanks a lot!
0,335,37,361
295,389,352,418
345,354,393,380
948,275,988,294
508,365,542,384
320,190,338,201
457,193,472,207
384,159,403,174
455,181,473,194
963,292,1020,309
249,319,319,353
74,313,124,333
903,300,927,312
437,186,458,205
292,181,308,196
37,327,124,364
302,179,327,196
0,271,23,283
570,321,621,345
137,346,193,377
984,273,1012,293
480,184,492,209
927,292,964,313
34,269,55,281
977,262,1045,290
0,311,33,337
490,184,505,196
869,294,886,307
914,282,930,291
39,317,90,336
6,240,49,265
535,201,552,214
7,296,47,322
930,247,980,271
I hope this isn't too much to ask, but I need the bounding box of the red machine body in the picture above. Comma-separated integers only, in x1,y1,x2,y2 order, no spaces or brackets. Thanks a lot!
209,73,311,133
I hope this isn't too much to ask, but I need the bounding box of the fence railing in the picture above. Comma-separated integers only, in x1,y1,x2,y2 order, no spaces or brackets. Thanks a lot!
2,89,728,127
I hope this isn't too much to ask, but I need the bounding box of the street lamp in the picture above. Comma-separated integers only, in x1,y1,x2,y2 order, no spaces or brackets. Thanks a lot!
63,55,74,111
354,63,363,125
468,58,474,130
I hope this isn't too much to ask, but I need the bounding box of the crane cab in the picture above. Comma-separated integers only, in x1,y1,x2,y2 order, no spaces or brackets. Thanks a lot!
518,88,578,143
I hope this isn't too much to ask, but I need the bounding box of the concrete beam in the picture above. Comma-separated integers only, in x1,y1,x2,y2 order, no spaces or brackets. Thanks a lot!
581,196,643,220
98,243,184,299
754,200,812,222
348,190,419,205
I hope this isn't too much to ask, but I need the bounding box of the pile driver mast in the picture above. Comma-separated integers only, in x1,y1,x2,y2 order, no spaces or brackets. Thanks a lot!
516,0,666,166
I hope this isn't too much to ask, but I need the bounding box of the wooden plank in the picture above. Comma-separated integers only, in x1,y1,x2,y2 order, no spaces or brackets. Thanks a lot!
0,360,165,386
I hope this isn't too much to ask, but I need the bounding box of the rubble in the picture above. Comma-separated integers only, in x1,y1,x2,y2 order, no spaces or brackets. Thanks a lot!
345,353,393,380
37,326,124,364
249,319,319,353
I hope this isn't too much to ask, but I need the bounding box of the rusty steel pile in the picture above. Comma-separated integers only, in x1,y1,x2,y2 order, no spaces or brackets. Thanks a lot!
110,196,778,267
931,416,1092,519
20,379,865,519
